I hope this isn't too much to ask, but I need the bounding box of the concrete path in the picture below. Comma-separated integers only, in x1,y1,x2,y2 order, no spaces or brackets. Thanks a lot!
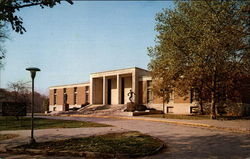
131,116,250,132
67,114,250,133
1,116,250,159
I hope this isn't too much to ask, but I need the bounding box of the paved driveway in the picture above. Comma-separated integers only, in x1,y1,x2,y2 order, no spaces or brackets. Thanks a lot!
1,116,250,159
40,116,250,159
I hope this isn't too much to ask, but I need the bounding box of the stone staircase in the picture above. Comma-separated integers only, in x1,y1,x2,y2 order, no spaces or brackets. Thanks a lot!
77,104,127,115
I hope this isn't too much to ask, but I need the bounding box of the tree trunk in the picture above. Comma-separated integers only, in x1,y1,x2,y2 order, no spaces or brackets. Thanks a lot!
211,91,217,119
199,99,204,115
211,66,217,119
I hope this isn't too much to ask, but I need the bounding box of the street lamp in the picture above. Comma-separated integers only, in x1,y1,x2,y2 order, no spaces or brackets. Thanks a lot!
160,88,168,118
26,67,40,144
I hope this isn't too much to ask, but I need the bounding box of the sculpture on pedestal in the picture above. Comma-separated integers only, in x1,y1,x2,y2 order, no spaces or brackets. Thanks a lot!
126,90,136,112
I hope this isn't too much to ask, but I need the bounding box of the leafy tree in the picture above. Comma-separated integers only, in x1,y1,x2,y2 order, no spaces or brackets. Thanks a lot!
0,22,8,66
0,0,73,34
148,0,250,119
0,0,73,66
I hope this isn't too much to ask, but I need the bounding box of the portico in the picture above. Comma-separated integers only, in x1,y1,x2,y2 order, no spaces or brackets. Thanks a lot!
90,67,149,105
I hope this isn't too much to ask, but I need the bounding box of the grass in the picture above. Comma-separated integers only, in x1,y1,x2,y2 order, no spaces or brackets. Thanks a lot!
18,131,163,156
141,114,250,120
141,114,211,120
0,116,110,131
0,134,19,141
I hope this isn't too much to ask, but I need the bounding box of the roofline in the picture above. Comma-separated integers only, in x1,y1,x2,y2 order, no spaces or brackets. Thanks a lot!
49,82,90,89
90,67,149,75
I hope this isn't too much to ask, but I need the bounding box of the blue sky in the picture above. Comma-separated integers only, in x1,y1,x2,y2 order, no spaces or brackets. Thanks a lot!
1,1,174,95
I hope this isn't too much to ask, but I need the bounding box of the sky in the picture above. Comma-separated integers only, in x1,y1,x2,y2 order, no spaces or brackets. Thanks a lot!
1,1,174,95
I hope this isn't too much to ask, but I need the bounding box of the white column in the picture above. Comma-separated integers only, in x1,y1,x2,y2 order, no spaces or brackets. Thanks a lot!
117,74,121,104
132,71,138,104
90,77,94,104
103,76,106,105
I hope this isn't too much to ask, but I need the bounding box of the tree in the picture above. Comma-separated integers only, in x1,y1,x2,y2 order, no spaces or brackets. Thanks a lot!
0,22,8,66
8,80,30,104
148,0,250,119
0,0,73,66
0,0,73,34
43,97,49,112
8,80,48,113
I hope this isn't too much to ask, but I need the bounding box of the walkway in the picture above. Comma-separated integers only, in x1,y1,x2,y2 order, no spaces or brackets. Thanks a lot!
1,116,250,159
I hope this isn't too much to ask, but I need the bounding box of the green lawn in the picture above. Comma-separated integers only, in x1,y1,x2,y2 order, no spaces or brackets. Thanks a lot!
141,114,211,120
141,114,250,120
0,134,19,141
18,131,163,157
0,116,110,131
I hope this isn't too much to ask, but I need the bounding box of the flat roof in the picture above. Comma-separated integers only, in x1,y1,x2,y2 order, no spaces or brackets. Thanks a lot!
49,67,149,89
49,82,90,89
90,67,149,75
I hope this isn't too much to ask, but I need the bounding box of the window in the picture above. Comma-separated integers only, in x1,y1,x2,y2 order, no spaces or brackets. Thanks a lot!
63,88,67,104
53,89,57,105
85,86,89,103
190,88,194,103
169,91,174,101
74,87,77,105
147,80,153,103
190,106,199,114
167,106,174,113
53,107,56,111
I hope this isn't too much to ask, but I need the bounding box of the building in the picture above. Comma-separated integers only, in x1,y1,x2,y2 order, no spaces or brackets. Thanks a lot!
49,67,198,114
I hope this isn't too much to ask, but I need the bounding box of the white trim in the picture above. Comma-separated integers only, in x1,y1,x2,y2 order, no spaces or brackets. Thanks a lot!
139,76,152,81
49,83,90,89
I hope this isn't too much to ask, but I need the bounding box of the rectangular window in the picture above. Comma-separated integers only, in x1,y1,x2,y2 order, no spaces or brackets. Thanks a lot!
169,91,174,101
147,80,153,103
190,88,194,103
167,106,174,113
63,88,67,104
85,86,89,103
190,106,199,114
74,87,77,105
53,89,57,105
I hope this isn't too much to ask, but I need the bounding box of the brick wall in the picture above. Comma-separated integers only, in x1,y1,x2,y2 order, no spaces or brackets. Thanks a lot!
66,87,74,105
153,95,162,104
49,89,54,105
57,88,63,105
50,85,90,107
77,86,85,105
174,92,190,103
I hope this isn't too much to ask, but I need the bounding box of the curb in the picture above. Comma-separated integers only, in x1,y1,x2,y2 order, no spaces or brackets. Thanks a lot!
60,114,250,134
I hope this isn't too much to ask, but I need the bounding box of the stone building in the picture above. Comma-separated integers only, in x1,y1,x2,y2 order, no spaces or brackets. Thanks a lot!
49,67,198,114
49,67,250,115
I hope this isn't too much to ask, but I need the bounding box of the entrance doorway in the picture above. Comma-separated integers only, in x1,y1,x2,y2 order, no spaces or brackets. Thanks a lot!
121,77,125,104
107,79,112,105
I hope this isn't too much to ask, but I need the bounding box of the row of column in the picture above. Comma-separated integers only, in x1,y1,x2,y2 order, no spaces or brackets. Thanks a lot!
102,72,137,105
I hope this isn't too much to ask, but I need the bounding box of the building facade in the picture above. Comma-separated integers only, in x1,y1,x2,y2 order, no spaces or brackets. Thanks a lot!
49,67,198,114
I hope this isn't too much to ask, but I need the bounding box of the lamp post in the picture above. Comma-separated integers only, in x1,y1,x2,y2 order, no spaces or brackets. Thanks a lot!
160,88,167,118
26,67,40,144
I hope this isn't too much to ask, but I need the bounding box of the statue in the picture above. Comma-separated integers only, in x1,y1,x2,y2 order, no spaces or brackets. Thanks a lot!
127,89,136,102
